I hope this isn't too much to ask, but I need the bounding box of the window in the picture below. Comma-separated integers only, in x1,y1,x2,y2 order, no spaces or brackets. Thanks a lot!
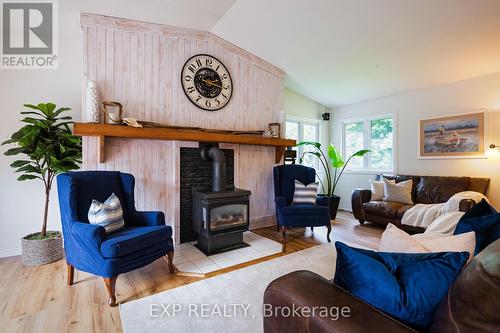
342,115,394,172
285,119,320,170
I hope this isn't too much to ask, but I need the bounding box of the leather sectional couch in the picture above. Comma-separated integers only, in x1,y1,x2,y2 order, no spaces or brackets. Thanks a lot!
263,240,500,333
351,175,490,233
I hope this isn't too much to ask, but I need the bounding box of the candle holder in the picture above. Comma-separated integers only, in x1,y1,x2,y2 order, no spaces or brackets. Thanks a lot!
102,101,123,125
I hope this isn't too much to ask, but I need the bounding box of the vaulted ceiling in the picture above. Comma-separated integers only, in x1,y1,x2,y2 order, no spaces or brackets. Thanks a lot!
67,0,500,107
210,0,500,107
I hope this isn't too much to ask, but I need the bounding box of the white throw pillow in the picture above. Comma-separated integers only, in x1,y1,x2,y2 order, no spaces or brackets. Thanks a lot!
379,224,476,261
88,192,125,234
292,180,318,205
370,179,395,201
383,179,413,205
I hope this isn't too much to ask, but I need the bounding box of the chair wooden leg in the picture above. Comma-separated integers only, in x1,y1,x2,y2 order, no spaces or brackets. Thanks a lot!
103,276,118,307
67,263,74,286
281,226,287,243
165,250,175,273
326,223,332,242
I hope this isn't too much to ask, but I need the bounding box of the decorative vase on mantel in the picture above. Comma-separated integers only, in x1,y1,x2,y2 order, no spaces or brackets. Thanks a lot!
86,80,100,123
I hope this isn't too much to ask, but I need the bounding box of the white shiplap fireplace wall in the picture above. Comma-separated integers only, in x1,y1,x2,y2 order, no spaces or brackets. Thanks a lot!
80,13,285,243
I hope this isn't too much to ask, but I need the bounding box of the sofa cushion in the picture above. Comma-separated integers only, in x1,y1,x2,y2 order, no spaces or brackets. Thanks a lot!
292,180,318,205
396,205,414,219
383,179,413,205
88,193,125,234
334,241,468,331
363,200,405,218
415,176,471,204
379,224,476,262
281,204,329,216
100,225,172,258
454,199,500,255
378,175,421,201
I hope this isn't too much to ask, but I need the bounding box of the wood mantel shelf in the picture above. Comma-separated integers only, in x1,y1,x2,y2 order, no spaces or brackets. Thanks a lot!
73,123,296,163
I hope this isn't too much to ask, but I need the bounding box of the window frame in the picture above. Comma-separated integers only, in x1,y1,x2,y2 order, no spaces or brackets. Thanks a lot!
341,113,396,174
286,116,321,171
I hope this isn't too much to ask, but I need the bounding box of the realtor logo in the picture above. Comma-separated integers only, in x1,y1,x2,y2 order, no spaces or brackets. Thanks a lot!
1,0,58,69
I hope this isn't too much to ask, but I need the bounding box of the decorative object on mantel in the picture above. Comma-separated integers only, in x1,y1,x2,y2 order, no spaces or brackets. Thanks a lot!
262,130,273,138
419,111,486,158
2,103,81,266
269,122,281,138
73,122,295,164
122,118,143,128
102,101,123,124
85,80,100,123
297,141,370,219
181,54,233,111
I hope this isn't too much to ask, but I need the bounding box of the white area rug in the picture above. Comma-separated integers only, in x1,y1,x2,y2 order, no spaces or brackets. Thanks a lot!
173,231,282,274
120,244,336,333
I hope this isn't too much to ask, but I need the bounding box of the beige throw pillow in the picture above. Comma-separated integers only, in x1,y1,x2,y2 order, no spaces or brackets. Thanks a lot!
370,179,395,201
379,224,476,261
383,179,413,205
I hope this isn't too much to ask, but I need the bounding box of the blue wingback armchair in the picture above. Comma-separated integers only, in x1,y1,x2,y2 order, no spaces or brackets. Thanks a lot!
57,171,174,306
273,165,331,243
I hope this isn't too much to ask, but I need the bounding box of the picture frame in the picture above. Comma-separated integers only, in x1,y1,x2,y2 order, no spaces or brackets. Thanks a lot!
418,111,486,159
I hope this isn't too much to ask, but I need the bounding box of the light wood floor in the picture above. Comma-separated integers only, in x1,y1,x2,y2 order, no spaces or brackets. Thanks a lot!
0,211,385,333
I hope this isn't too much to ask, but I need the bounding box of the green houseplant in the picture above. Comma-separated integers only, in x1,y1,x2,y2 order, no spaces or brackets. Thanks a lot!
298,141,370,219
3,103,81,266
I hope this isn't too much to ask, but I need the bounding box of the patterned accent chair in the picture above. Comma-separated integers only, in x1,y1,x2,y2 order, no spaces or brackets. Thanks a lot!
273,165,331,243
57,171,174,306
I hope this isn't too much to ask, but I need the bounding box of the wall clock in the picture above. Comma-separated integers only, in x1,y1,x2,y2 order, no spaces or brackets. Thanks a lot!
181,54,233,111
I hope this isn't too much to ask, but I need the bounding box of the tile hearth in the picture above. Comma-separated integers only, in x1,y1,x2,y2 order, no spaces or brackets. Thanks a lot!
173,231,283,274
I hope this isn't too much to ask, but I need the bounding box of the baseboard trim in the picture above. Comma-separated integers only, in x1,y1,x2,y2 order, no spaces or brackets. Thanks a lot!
250,215,276,229
0,247,21,259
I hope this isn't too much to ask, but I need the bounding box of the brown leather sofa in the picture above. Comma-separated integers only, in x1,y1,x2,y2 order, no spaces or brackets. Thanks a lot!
351,175,490,233
263,240,500,333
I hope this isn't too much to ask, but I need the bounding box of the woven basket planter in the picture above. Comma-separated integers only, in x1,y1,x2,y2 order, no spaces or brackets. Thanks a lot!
21,231,63,266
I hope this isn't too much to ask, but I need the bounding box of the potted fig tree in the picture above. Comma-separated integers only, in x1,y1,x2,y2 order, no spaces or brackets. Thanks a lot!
298,142,370,219
3,103,81,266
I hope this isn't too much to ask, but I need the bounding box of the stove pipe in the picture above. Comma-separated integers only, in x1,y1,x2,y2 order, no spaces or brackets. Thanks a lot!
200,145,226,192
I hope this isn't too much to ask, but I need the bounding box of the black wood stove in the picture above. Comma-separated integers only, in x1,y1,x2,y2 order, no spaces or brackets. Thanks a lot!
192,144,251,255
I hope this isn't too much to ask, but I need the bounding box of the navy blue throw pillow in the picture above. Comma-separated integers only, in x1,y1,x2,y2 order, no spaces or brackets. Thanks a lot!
334,242,468,330
461,199,497,219
454,200,500,255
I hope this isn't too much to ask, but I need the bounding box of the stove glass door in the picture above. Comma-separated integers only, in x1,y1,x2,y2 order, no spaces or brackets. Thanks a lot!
210,204,248,232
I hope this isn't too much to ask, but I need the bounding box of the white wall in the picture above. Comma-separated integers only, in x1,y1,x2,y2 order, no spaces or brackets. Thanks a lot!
331,72,500,211
284,88,331,189
0,1,235,257
284,88,330,148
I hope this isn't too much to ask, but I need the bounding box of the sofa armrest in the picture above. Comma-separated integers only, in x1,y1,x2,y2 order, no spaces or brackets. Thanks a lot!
129,211,165,226
458,199,475,212
317,196,330,207
264,270,416,333
351,189,371,222
274,196,287,210
71,221,106,249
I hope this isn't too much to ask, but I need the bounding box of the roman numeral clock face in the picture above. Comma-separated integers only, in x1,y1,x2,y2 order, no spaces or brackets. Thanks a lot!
181,54,233,111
